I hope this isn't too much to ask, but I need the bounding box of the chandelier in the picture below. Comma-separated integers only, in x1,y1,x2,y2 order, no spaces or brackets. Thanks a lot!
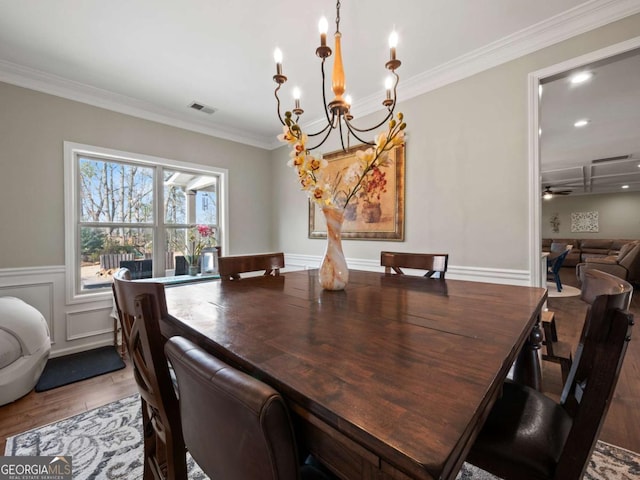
272,0,401,151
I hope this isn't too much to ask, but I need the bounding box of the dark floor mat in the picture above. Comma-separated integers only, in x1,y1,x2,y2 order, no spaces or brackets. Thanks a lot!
35,346,125,392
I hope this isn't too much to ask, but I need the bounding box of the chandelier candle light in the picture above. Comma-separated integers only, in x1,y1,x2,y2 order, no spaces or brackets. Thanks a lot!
274,0,406,291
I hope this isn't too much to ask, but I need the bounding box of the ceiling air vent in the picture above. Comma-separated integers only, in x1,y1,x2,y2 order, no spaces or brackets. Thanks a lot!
189,101,216,115
591,155,630,164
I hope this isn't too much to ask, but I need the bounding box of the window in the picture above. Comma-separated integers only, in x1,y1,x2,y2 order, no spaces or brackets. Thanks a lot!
64,142,228,303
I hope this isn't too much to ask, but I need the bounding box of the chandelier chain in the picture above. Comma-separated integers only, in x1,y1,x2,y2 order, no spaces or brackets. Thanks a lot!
336,0,341,34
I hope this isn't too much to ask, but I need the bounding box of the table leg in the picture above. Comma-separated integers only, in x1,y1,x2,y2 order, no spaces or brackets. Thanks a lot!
511,315,543,391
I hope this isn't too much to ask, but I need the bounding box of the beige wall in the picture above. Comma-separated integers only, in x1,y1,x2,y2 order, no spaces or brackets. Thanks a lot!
272,15,640,272
0,83,274,268
542,192,640,239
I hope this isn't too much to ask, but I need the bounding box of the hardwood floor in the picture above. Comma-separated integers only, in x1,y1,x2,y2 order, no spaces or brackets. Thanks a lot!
0,358,137,454
1,270,638,458
543,268,640,453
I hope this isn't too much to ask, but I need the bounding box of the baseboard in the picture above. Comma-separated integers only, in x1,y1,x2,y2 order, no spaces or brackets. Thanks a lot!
284,253,532,286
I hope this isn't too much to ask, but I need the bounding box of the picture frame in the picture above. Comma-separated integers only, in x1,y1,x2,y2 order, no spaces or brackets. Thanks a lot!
308,143,405,240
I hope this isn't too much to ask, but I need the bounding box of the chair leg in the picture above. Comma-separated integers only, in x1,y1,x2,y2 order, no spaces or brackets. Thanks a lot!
554,273,562,292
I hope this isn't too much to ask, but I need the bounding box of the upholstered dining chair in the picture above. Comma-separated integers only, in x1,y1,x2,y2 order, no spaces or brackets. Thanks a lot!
466,270,634,480
164,336,333,480
380,251,448,278
112,268,187,480
218,252,285,281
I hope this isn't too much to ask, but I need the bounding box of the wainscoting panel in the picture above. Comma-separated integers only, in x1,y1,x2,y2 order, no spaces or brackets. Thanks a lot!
0,267,63,345
66,306,113,341
0,266,115,357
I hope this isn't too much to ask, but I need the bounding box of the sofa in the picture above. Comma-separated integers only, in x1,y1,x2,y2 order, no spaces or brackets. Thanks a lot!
576,241,640,285
542,238,637,267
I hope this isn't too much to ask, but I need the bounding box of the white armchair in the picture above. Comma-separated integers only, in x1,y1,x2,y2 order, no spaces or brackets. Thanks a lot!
0,297,51,405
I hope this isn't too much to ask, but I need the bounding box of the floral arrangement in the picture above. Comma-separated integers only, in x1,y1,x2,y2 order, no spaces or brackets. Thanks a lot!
278,112,406,211
357,165,387,204
174,224,216,266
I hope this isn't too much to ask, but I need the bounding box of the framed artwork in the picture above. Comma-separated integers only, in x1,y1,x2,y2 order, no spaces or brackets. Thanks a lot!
308,143,405,240
571,211,599,232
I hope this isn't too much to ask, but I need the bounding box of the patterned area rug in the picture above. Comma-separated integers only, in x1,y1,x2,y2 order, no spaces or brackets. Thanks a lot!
4,394,640,479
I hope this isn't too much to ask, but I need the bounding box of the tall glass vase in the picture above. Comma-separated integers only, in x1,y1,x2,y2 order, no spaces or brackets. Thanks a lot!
319,205,349,290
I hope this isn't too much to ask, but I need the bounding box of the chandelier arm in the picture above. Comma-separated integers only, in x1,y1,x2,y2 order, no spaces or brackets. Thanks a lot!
307,122,333,137
338,117,347,152
307,109,335,138
307,117,336,151
274,85,286,126
344,109,394,133
320,58,333,126
344,122,376,146
344,72,400,133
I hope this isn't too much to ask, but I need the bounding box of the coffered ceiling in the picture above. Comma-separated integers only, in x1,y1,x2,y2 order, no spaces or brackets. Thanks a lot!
540,49,640,195
2,1,640,150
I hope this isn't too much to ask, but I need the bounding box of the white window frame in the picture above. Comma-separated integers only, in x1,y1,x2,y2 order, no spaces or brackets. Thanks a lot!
64,141,229,304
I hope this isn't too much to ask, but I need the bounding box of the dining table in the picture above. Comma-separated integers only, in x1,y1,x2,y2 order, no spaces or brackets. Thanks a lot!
161,268,547,480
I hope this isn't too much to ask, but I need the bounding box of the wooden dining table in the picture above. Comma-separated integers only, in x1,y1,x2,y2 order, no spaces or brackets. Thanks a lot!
161,269,547,480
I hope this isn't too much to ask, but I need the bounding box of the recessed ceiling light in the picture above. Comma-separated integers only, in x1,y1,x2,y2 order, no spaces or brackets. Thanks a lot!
570,71,593,84
621,185,630,189
574,119,589,128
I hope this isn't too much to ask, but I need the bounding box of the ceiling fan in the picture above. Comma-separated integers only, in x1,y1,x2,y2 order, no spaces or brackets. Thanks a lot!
542,186,572,199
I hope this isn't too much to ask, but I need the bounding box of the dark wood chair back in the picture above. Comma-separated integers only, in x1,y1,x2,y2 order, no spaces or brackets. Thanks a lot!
553,305,633,478
112,268,187,480
380,251,448,279
165,336,329,480
468,272,634,480
559,269,633,404
218,252,285,281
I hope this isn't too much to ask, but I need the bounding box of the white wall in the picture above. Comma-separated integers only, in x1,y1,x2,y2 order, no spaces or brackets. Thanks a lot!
542,192,640,239
2,13,640,355
272,14,640,281
0,82,273,355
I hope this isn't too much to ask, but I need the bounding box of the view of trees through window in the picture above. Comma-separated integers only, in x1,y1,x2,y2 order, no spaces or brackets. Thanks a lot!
78,155,219,291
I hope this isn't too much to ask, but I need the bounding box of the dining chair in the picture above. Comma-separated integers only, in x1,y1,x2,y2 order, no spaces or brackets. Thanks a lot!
164,336,333,480
112,268,187,480
466,272,634,480
380,251,448,278
218,252,285,281
547,247,570,292
174,255,200,276
542,269,632,384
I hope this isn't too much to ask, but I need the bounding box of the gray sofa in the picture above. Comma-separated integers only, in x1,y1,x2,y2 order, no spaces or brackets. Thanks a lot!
542,238,637,268
576,241,640,285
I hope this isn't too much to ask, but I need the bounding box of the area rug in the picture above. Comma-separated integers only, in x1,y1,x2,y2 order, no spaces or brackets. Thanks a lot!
35,346,126,392
5,395,640,480
547,281,582,298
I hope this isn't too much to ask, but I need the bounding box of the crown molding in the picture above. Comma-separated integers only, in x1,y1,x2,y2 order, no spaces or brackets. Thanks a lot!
1,0,638,152
282,0,640,151
0,60,273,149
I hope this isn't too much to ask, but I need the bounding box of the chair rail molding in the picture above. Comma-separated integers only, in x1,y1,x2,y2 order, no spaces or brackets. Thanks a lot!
285,254,530,286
